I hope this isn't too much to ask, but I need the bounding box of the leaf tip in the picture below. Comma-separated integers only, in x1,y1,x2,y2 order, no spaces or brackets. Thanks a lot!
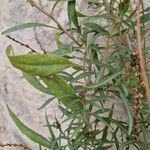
5,45,14,56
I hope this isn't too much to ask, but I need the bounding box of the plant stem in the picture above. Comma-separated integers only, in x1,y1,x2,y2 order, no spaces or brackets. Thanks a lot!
135,0,150,108
27,0,82,47
129,0,142,18
0,143,32,150
6,35,37,53
33,28,46,53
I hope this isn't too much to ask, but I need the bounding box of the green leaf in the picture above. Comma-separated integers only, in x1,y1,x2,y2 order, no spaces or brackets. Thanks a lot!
87,71,122,89
52,44,77,56
6,45,79,76
98,145,113,150
92,114,111,128
55,32,63,48
93,108,111,115
59,71,74,82
142,6,150,13
38,97,55,110
81,14,108,24
23,72,51,94
119,89,133,135
84,22,108,35
6,45,14,55
77,11,87,17
74,57,112,70
101,104,114,141
70,124,83,140
58,105,72,117
141,13,150,23
120,141,139,150
67,0,80,28
2,22,58,35
118,0,129,15
7,105,51,148
41,75,83,111
70,72,95,83
103,117,128,134
45,113,59,149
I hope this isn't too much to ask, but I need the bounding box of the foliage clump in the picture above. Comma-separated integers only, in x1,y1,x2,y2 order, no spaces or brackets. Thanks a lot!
2,0,150,149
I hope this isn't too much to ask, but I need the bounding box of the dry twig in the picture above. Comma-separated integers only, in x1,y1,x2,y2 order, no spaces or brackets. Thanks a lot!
33,28,46,53
6,35,37,53
0,143,32,150
26,0,82,47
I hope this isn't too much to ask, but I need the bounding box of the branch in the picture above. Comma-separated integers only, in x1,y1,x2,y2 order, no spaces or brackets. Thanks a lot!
6,35,37,53
135,0,150,108
129,0,143,18
33,28,46,53
0,143,32,150
27,0,82,47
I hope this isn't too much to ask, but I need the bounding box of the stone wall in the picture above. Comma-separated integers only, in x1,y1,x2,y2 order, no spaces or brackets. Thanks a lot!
0,0,65,149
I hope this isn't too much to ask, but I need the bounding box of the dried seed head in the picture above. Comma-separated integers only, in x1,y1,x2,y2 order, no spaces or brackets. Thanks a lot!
133,105,140,110
132,52,138,56
140,81,144,86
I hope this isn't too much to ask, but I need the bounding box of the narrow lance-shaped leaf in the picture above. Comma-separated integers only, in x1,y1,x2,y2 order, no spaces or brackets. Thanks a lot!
41,75,83,112
7,105,51,148
141,13,150,23
70,124,83,140
119,90,133,135
68,0,80,29
6,45,80,76
23,72,51,94
118,0,130,15
52,44,77,56
45,113,59,149
101,104,114,141
76,11,87,17
87,71,122,89
38,97,55,110
142,6,150,13
55,32,63,48
2,22,59,35
70,72,95,83
84,22,108,35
